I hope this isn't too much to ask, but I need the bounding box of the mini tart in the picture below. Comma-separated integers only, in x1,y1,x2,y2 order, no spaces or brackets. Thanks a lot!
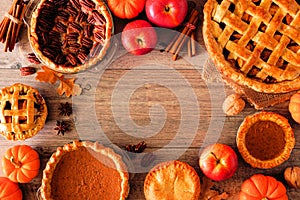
203,0,300,93
236,112,295,169
40,140,129,200
30,0,113,73
0,83,47,140
144,160,200,200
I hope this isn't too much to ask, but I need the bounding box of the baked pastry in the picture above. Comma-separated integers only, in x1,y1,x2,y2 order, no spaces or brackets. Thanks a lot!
236,112,295,168
203,0,300,93
40,140,129,200
144,160,200,200
30,0,113,73
0,83,47,141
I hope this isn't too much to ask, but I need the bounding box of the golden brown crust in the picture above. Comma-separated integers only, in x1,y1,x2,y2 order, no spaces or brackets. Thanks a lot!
40,140,129,200
30,0,113,74
236,112,295,169
144,160,200,200
0,83,47,140
203,0,300,93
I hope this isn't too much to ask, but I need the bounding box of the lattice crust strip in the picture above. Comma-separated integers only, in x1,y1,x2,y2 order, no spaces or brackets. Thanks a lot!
211,0,300,83
0,84,47,140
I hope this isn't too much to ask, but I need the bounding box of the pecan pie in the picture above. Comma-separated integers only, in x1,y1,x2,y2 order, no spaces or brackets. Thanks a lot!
236,112,295,168
30,0,113,73
203,0,300,93
144,160,201,200
0,83,47,140
40,140,129,200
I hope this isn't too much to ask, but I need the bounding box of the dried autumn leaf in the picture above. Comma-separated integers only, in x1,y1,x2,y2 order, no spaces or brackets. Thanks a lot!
35,66,82,97
200,176,230,200
57,78,75,97
35,66,63,84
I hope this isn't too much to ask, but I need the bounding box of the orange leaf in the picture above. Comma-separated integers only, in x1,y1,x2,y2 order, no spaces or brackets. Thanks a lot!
35,66,63,84
200,176,230,200
56,78,82,97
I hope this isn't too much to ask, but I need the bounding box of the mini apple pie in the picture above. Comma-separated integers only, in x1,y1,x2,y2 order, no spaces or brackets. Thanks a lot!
40,140,129,200
144,160,200,200
236,112,295,168
0,83,47,140
203,0,300,93
30,0,113,73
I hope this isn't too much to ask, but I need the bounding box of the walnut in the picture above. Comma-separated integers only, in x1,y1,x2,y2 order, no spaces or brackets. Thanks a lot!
222,93,245,115
284,166,300,188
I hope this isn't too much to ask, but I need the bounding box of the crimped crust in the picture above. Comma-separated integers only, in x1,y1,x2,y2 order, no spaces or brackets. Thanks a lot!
40,140,129,200
0,83,47,140
203,0,300,93
144,160,200,200
236,112,295,169
30,0,113,73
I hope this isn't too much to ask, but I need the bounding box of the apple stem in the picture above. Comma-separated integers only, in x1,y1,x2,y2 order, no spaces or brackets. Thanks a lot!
210,152,220,164
137,38,143,46
164,6,170,12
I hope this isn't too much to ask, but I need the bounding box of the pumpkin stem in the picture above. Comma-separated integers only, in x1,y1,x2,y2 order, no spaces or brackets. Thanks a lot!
261,198,269,200
10,156,22,168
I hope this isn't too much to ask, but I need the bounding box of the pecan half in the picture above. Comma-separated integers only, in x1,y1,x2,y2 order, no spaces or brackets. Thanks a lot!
55,54,66,64
55,22,67,33
66,54,79,66
76,12,87,24
69,22,82,32
42,47,57,59
54,0,68,6
84,24,93,37
87,14,96,24
70,0,81,10
57,10,70,21
81,37,93,49
79,0,95,12
90,42,102,57
27,53,41,64
20,67,36,76
66,4,78,16
94,31,105,43
77,52,88,64
92,10,105,25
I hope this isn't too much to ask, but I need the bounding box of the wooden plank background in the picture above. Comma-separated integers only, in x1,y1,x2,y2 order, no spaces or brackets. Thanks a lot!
0,0,299,199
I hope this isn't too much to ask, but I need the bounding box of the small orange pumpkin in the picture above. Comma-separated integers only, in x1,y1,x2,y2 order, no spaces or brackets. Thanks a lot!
239,174,288,200
2,145,40,183
0,177,22,200
107,0,146,19
289,92,300,124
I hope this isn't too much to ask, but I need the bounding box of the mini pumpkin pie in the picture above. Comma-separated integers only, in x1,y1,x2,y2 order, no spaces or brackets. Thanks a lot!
30,0,113,73
0,83,47,141
203,0,300,93
40,140,129,200
236,112,295,169
144,160,200,200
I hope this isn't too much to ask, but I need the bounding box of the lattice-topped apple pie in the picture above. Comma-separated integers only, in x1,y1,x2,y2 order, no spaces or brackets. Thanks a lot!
203,0,300,93
30,0,113,73
0,83,47,140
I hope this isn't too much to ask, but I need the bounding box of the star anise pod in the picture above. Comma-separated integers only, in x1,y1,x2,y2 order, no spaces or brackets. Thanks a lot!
58,102,72,116
125,141,147,153
54,120,70,135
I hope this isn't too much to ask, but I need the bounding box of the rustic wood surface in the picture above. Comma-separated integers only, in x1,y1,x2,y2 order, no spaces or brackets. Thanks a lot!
0,0,299,199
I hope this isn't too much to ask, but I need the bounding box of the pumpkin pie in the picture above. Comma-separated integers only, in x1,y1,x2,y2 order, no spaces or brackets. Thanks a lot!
236,112,295,168
144,160,200,200
0,83,47,141
203,0,300,93
40,140,129,200
30,0,113,73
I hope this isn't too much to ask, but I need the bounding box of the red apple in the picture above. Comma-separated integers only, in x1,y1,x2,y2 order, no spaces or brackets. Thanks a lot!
121,20,158,55
145,0,188,28
199,143,238,181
